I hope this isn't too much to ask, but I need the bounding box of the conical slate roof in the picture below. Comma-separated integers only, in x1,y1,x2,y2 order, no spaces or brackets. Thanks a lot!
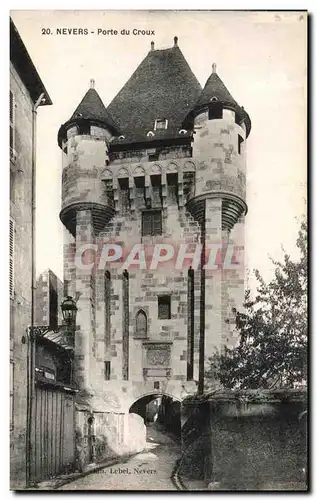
108,40,202,144
70,87,119,129
58,83,120,147
188,65,251,136
196,71,238,109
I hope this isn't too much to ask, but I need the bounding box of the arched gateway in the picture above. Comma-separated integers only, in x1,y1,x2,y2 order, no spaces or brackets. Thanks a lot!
129,392,181,440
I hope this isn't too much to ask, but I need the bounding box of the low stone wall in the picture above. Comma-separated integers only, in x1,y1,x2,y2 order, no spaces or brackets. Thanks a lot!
179,399,211,480
181,389,307,491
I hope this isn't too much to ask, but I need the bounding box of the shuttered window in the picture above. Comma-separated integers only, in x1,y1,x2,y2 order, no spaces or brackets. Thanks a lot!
10,219,14,298
142,210,162,236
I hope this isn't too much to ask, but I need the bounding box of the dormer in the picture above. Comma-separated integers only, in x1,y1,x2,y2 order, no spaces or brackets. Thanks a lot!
154,119,168,131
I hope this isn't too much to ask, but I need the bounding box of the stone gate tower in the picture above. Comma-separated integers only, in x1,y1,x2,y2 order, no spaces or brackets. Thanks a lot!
58,37,251,464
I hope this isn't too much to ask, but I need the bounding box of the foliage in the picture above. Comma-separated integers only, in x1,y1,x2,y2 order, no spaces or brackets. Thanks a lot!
206,218,307,389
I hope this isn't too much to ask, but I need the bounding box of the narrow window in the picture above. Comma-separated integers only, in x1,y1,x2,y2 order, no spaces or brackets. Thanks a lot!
154,381,160,390
151,175,163,207
238,134,244,155
135,176,146,208
142,210,162,236
158,295,171,320
104,361,111,380
104,179,114,208
122,270,129,380
78,122,90,135
154,119,168,131
105,271,111,354
167,173,178,205
208,103,222,120
118,177,130,214
9,218,14,298
49,279,58,329
187,268,195,381
135,310,147,339
183,172,195,202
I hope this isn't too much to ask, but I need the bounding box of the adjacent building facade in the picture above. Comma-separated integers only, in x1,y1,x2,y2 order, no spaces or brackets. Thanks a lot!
58,37,251,465
10,18,52,488
36,269,64,328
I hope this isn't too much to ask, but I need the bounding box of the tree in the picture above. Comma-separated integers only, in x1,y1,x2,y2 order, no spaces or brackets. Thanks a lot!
206,217,307,389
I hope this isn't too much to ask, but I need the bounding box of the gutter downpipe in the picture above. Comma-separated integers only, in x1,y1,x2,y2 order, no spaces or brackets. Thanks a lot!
26,92,45,488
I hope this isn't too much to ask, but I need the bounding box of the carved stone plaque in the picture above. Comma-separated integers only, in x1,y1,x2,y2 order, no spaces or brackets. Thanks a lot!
145,343,171,366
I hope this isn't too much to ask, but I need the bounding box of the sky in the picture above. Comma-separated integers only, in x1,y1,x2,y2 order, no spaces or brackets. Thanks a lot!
10,10,307,285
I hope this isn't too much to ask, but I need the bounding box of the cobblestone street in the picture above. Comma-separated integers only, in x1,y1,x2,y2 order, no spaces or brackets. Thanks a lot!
58,425,180,491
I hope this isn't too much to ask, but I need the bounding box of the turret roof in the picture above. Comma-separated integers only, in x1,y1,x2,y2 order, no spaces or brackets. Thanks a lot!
196,70,238,108
58,84,120,147
188,65,251,136
58,46,251,148
108,40,202,145
70,86,119,130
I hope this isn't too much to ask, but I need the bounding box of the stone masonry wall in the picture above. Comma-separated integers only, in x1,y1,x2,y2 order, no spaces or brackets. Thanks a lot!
62,116,248,464
64,129,247,409
35,269,64,327
79,198,202,411
191,110,247,361
193,110,246,200
10,62,34,488
60,135,204,411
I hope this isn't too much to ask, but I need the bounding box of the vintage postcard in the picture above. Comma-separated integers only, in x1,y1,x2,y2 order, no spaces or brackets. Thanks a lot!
9,10,307,491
